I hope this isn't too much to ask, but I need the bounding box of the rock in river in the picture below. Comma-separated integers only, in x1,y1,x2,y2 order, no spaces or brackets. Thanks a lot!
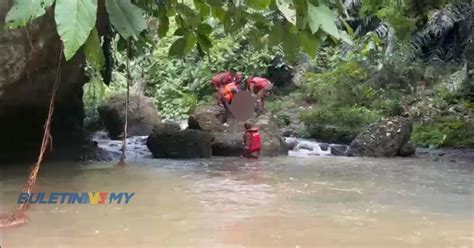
347,116,413,157
146,124,212,159
188,105,287,157
98,93,160,140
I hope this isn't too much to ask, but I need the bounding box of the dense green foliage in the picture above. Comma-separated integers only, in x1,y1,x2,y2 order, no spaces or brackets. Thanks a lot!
301,106,381,143
6,0,472,149
145,33,276,119
412,116,474,148
5,0,348,66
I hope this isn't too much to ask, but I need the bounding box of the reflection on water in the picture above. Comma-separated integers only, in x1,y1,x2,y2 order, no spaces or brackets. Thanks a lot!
0,156,473,248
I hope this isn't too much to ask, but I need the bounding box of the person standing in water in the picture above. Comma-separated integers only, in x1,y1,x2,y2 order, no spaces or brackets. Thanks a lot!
243,122,261,159
246,76,273,115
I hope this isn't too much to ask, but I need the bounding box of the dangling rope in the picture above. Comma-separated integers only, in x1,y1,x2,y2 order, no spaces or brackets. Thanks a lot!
117,39,131,167
0,46,63,228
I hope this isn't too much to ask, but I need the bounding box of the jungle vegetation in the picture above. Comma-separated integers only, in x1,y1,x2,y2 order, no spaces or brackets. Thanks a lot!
5,0,474,148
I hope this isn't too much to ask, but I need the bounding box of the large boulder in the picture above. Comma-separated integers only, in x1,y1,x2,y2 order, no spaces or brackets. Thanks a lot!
188,105,286,157
146,125,212,159
347,116,413,157
212,132,246,156
251,115,286,156
98,93,160,139
398,142,416,157
0,7,89,162
188,105,225,131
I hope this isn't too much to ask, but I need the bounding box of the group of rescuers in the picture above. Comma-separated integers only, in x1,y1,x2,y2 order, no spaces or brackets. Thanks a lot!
210,69,274,159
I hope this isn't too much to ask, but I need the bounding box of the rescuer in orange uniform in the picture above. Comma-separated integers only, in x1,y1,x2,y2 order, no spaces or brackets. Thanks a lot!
246,77,273,115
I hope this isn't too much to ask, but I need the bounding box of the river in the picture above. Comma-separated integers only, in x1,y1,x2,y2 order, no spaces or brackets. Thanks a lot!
0,156,473,247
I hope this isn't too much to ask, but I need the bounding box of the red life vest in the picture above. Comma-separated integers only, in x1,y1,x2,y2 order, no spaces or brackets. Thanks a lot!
211,72,234,88
246,128,261,152
249,77,271,92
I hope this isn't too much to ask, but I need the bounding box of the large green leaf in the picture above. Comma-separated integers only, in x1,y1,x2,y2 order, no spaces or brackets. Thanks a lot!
293,0,307,30
308,3,340,38
246,0,271,9
176,3,200,28
268,22,284,47
184,33,196,53
197,33,212,52
158,16,169,38
307,2,320,34
194,1,210,17
211,6,225,21
198,23,212,35
282,31,300,61
169,38,187,57
339,31,353,45
105,0,147,40
84,28,105,70
174,28,187,36
5,0,54,29
276,0,296,25
55,0,97,61
299,32,318,57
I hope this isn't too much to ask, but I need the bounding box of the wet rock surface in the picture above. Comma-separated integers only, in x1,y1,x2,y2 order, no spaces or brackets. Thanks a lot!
147,127,212,159
187,105,226,131
398,142,417,157
188,105,287,157
98,93,160,140
0,8,88,163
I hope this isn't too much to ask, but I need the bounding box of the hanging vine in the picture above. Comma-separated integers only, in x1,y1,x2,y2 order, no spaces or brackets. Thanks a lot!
0,46,63,228
117,39,131,167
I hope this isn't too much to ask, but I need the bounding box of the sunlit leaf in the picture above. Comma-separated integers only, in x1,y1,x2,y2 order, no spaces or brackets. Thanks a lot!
105,0,147,40
246,0,271,9
55,0,97,60
339,31,353,45
84,27,105,70
308,3,340,39
5,0,54,29
276,0,296,25
211,6,225,21
169,37,187,57
184,33,196,53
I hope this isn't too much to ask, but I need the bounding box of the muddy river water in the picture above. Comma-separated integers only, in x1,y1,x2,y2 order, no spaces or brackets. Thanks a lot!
0,156,473,247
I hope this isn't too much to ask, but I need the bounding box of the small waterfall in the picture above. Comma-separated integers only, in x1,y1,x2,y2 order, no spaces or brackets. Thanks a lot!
92,132,152,160
285,137,349,157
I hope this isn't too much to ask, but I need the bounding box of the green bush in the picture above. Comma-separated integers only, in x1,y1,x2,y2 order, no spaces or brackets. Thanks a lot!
372,98,404,117
300,106,382,144
412,116,474,148
138,25,277,119
300,61,374,107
